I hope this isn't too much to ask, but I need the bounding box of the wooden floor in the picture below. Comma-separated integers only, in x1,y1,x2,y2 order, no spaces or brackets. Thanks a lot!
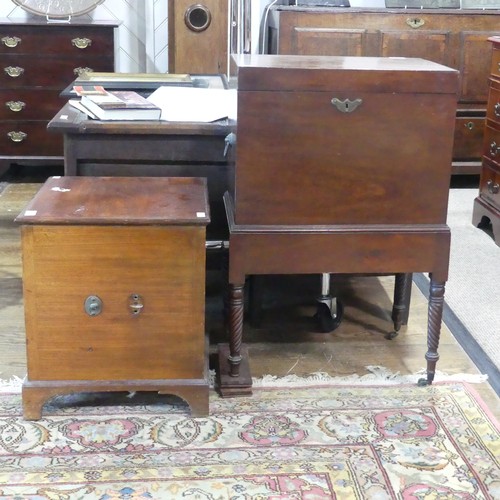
1,180,498,417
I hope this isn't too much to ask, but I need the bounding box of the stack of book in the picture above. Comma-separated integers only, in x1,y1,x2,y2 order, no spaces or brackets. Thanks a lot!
72,85,162,120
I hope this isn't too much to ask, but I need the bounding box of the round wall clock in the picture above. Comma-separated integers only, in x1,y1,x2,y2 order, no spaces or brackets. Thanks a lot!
12,0,105,19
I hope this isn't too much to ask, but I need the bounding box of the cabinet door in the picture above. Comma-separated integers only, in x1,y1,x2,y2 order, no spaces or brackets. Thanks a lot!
290,27,366,56
380,30,451,67
460,32,499,103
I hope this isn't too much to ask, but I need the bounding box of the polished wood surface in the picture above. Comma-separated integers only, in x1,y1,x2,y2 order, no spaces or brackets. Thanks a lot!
17,177,209,419
268,7,500,175
221,55,458,395
1,182,498,416
473,38,500,245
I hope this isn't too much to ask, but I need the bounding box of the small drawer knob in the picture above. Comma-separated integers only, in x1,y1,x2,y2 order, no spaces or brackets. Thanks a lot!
1,35,21,48
84,295,102,316
5,100,25,112
4,66,24,78
7,131,27,142
71,37,92,49
487,179,500,195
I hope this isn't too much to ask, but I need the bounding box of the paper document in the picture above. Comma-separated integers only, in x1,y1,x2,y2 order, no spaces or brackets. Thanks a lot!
147,86,237,122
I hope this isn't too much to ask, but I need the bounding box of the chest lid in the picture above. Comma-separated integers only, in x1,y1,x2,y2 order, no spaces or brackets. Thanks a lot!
235,54,459,95
16,176,210,226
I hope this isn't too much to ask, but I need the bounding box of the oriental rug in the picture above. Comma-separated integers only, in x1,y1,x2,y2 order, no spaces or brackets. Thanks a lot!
0,382,498,499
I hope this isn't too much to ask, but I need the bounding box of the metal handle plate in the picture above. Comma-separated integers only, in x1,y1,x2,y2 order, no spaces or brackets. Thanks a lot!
487,180,500,195
84,295,102,316
6,101,26,112
1,36,21,48
72,37,92,49
128,294,144,315
7,131,27,143
4,66,24,78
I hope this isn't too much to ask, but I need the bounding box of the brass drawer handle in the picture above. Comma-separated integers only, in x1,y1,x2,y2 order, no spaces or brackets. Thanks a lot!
1,35,21,48
5,100,25,112
464,121,475,130
490,141,500,157
4,66,24,78
71,37,92,49
73,66,93,77
406,18,425,29
331,97,362,113
7,131,27,142
495,103,500,118
487,179,500,194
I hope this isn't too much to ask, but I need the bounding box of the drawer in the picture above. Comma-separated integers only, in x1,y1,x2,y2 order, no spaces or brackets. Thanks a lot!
486,83,500,123
453,114,485,160
1,54,114,88
479,160,500,210
491,47,500,80
483,124,500,166
0,25,114,57
0,121,62,156
0,89,63,119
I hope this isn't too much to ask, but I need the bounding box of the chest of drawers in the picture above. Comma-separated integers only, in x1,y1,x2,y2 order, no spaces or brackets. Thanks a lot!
0,18,117,175
473,37,500,245
16,176,210,420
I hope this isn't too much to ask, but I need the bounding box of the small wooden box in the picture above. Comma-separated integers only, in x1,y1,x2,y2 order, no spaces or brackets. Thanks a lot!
16,176,210,419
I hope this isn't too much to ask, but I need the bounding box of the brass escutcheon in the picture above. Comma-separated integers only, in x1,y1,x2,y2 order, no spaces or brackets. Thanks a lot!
72,37,92,49
406,18,425,29
1,35,21,48
73,67,93,77
464,121,475,130
7,131,27,142
4,66,24,78
5,100,25,112
495,103,500,118
331,97,363,113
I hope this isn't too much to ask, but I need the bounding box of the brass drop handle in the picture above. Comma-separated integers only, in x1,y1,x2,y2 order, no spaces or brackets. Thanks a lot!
487,180,500,194
72,37,92,49
406,18,425,29
1,35,21,48
490,141,500,157
4,66,24,78
331,97,363,113
495,103,500,118
128,294,144,315
7,131,27,143
5,100,26,112
464,121,475,130
73,67,93,77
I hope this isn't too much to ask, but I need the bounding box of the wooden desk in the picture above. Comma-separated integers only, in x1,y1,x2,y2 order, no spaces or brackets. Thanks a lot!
47,103,233,240
219,55,459,396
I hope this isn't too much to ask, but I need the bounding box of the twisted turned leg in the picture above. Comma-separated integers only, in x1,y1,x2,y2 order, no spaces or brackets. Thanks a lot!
228,283,244,377
419,277,445,386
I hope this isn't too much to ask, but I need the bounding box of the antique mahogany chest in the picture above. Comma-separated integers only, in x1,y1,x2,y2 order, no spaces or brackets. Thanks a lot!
17,176,210,419
220,55,459,395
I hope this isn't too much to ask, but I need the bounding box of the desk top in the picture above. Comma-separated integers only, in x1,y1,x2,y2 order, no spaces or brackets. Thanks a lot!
48,102,233,137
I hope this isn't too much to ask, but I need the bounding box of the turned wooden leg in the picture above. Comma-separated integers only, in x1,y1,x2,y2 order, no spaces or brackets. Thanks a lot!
392,272,413,331
228,283,245,377
419,277,445,386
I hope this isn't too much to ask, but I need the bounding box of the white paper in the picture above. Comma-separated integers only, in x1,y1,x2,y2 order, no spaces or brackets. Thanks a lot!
147,86,237,122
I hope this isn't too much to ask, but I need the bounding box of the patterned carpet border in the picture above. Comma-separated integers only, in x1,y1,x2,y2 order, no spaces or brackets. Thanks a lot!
0,382,498,499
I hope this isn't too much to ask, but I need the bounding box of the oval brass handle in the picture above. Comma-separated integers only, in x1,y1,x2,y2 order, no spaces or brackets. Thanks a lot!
490,141,500,157
1,36,21,48
464,121,475,130
4,66,24,78
331,97,363,113
406,18,425,29
7,131,27,143
487,179,500,194
5,100,26,112
185,4,212,32
72,37,92,49
73,66,93,77
495,103,500,118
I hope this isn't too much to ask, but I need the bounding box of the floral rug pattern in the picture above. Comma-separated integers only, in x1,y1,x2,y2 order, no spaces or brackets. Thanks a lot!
0,383,498,499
